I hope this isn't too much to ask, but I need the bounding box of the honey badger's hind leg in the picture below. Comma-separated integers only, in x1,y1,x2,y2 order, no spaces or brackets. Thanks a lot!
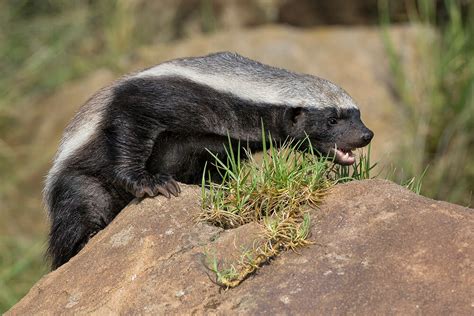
46,173,116,269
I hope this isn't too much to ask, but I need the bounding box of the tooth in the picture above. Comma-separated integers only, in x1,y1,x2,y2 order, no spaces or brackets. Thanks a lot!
344,153,349,159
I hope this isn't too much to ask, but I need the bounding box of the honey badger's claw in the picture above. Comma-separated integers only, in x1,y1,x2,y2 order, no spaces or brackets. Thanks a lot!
166,179,180,196
155,185,170,198
175,180,181,194
166,184,178,197
144,187,154,197
133,176,180,198
173,180,181,194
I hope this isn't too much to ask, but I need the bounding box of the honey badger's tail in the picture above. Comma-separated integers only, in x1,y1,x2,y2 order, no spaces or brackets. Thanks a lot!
44,171,114,269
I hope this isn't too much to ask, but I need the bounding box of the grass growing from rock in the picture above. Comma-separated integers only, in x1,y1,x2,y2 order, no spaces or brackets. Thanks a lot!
200,135,374,288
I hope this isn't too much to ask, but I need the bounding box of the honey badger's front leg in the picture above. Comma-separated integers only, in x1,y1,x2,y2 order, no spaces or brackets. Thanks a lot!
105,117,180,198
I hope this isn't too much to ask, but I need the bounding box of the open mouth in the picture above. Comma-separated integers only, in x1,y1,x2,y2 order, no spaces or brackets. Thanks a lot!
332,146,356,165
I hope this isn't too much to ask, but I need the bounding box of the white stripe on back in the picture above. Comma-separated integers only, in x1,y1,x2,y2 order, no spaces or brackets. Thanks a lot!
135,63,308,106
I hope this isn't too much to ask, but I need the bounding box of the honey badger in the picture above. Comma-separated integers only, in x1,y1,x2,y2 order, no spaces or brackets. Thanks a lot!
44,52,373,269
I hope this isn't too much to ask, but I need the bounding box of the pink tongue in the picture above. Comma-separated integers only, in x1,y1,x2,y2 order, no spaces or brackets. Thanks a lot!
335,149,355,165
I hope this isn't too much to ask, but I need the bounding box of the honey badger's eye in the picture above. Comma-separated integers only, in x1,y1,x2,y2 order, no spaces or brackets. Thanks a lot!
328,118,338,125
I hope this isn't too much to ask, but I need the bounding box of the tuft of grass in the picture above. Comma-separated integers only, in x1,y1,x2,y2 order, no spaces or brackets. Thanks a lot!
385,165,428,195
200,135,332,229
380,0,474,205
206,252,240,286
200,135,375,288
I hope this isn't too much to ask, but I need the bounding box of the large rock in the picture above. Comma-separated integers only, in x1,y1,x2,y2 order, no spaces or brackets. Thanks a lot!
8,180,473,315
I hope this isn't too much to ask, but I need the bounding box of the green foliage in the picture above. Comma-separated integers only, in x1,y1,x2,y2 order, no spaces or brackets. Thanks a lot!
0,237,47,313
0,0,146,187
0,0,143,110
380,0,474,205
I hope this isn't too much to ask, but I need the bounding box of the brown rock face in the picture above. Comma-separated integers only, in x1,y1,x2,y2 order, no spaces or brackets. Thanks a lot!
8,180,473,315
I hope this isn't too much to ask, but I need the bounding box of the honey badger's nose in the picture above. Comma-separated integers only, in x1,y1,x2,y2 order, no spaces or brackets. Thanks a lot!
361,130,374,143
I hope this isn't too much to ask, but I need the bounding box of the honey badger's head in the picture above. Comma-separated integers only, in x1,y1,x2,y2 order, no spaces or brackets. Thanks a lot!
283,79,373,165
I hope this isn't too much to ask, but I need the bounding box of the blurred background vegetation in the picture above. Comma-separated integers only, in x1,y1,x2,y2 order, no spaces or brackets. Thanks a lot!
0,0,472,312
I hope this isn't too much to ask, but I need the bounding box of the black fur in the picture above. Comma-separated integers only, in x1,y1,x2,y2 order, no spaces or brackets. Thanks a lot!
46,62,373,269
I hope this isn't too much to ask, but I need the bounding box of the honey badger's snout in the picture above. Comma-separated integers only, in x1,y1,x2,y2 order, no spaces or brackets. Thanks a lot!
356,122,374,147
339,110,374,148
362,130,374,143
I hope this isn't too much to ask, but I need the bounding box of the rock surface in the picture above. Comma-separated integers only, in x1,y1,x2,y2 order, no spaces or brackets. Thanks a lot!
8,180,473,315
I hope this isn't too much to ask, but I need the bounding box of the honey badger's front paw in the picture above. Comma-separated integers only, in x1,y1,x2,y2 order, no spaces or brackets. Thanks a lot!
132,174,181,198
